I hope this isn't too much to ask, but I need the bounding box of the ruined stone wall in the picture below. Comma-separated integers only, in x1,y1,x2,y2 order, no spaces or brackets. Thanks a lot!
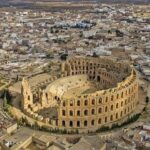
57,57,138,130
58,69,138,130
21,57,138,132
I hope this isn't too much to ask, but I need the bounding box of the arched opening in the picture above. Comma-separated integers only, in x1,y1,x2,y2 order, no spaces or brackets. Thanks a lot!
98,118,101,124
70,121,73,127
91,109,95,115
116,113,118,119
77,110,80,116
110,115,113,121
98,108,102,114
124,109,126,115
92,99,95,105
70,100,73,106
111,105,113,111
121,92,124,98
99,98,102,104
62,110,65,116
121,101,123,107
105,97,108,103
46,93,48,99
62,121,65,127
77,100,80,106
125,99,128,105
28,95,30,101
77,121,80,127
97,76,100,82
91,120,95,126
84,110,88,116
70,110,73,116
120,111,123,117
116,103,119,108
105,117,107,123
86,66,88,70
84,120,87,126
117,94,119,99
111,95,114,101
84,100,88,106
105,106,108,112
63,101,66,107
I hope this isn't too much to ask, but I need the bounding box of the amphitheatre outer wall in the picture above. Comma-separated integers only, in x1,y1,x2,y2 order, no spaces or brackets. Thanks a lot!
21,57,139,132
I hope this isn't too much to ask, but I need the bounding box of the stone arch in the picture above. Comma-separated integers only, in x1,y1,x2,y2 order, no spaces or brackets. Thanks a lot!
91,109,95,115
105,117,107,123
63,101,66,107
98,118,101,124
77,100,80,106
128,107,130,112
116,103,119,108
91,120,95,126
97,76,101,82
62,120,65,127
111,95,114,101
84,100,88,106
70,121,73,127
124,109,126,114
45,93,48,99
110,115,113,121
77,110,80,116
125,99,127,105
105,106,108,112
120,111,123,117
111,105,113,111
117,94,119,99
84,120,87,126
62,110,65,116
121,101,123,107
70,100,73,106
84,110,88,116
77,121,80,127
98,107,102,113
92,99,95,105
105,97,108,102
70,110,73,116
116,113,118,119
28,95,30,101
99,98,102,104
121,92,124,98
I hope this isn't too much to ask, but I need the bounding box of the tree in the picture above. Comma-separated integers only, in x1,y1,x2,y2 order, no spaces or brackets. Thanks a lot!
3,89,12,105
60,54,68,61
3,92,8,109
92,52,98,57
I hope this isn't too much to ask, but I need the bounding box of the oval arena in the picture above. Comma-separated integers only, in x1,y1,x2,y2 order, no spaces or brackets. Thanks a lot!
21,56,139,132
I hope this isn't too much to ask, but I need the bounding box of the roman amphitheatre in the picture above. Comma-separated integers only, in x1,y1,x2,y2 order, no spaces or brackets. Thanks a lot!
20,56,139,132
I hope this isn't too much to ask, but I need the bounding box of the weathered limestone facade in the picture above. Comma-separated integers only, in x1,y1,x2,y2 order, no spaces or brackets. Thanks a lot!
21,56,139,132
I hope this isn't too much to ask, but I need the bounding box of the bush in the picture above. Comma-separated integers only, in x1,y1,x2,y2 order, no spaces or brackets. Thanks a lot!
96,126,110,132
111,123,119,129
96,113,141,133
